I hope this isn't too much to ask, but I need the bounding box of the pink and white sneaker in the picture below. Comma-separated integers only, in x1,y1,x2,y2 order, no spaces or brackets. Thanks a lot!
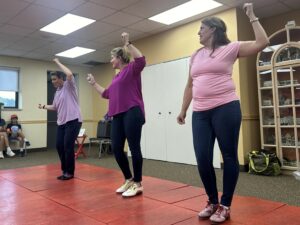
210,205,230,224
198,201,219,218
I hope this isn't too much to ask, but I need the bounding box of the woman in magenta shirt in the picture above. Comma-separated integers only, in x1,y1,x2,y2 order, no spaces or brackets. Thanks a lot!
177,3,269,223
87,32,145,197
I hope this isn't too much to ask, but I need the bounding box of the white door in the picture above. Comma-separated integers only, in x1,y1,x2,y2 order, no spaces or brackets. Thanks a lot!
164,58,197,165
142,64,167,160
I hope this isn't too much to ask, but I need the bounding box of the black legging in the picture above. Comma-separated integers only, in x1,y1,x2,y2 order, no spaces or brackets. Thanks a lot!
192,100,241,207
111,106,145,182
56,119,82,175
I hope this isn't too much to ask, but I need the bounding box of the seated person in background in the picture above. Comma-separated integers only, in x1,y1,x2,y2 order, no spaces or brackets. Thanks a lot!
0,117,15,158
6,114,28,157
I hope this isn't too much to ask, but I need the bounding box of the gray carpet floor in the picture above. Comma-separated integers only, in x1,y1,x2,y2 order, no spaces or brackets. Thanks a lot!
0,148,299,207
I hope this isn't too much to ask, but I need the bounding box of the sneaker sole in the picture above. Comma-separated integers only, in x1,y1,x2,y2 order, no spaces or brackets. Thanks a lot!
210,216,230,224
122,191,143,198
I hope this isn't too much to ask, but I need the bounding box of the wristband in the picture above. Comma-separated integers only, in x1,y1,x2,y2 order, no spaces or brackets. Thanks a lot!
43,105,45,109
126,41,132,47
250,18,259,23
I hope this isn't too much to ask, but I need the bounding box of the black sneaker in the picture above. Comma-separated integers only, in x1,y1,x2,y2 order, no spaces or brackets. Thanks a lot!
61,174,74,180
57,175,65,180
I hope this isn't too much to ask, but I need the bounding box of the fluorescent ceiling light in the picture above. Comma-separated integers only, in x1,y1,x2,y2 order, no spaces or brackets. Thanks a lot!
148,0,222,25
56,47,95,58
40,14,95,35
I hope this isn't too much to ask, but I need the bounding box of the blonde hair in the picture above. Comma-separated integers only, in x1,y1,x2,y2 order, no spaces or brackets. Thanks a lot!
111,47,130,64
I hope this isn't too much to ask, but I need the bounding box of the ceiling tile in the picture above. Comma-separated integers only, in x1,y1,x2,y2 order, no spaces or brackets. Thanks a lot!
0,41,12,50
94,28,146,45
71,2,116,20
0,0,298,67
0,24,34,36
9,37,51,51
69,21,121,41
0,32,24,43
123,0,190,18
23,51,52,60
0,48,28,57
29,30,62,42
0,0,30,23
8,4,65,29
102,11,143,27
80,41,107,50
89,0,140,10
255,2,291,18
34,0,86,11
34,42,76,55
21,0,35,2
54,36,86,46
128,19,166,33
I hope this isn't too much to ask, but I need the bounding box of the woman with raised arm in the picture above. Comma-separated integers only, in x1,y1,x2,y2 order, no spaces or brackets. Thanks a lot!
177,3,269,223
87,32,146,197
39,58,82,180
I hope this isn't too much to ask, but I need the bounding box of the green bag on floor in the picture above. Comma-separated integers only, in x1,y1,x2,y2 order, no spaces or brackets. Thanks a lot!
248,150,281,176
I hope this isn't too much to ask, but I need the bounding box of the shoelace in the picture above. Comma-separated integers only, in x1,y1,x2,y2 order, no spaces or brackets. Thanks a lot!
205,201,216,211
214,206,225,216
128,183,138,191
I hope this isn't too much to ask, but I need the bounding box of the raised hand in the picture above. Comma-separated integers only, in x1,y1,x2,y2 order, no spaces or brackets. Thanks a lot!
243,3,255,19
53,58,60,64
121,32,130,45
87,73,96,85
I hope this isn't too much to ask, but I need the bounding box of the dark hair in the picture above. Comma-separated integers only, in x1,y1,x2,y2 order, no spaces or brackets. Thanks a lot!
202,17,230,55
50,71,65,79
111,47,130,64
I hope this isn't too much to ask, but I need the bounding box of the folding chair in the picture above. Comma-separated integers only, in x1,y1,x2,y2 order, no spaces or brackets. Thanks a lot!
89,120,111,158
75,128,87,159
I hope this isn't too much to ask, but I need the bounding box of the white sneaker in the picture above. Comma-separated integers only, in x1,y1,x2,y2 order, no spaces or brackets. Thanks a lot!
0,151,4,159
122,183,143,197
6,148,15,157
116,179,134,193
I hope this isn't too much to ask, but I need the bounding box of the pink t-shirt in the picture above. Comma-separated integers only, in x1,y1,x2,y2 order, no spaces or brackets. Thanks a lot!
53,77,82,125
190,42,240,111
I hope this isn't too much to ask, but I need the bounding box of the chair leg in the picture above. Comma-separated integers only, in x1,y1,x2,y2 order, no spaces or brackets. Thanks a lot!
99,141,102,158
88,142,91,156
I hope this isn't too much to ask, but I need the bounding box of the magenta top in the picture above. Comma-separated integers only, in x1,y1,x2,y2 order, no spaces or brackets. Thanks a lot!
190,42,240,111
53,76,82,125
102,56,146,117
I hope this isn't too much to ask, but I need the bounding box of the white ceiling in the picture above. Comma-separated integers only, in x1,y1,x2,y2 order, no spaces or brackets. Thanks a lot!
0,0,299,66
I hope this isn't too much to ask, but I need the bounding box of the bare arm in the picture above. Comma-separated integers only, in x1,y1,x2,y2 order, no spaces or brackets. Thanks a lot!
238,3,269,57
121,32,143,58
177,69,193,125
86,73,106,96
53,58,74,81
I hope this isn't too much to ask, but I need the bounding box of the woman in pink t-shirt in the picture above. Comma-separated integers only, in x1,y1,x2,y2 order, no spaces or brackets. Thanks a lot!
87,32,146,198
177,3,269,223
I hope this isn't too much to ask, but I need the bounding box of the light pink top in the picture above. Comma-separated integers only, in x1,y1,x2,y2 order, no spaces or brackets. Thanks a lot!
53,77,82,125
190,42,240,111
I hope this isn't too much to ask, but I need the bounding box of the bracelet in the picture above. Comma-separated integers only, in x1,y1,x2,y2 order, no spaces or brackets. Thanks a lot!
43,105,45,109
250,18,259,23
126,41,132,47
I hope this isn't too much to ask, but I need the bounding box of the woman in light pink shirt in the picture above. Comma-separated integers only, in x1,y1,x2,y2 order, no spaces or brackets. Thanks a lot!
39,58,82,181
177,3,269,223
